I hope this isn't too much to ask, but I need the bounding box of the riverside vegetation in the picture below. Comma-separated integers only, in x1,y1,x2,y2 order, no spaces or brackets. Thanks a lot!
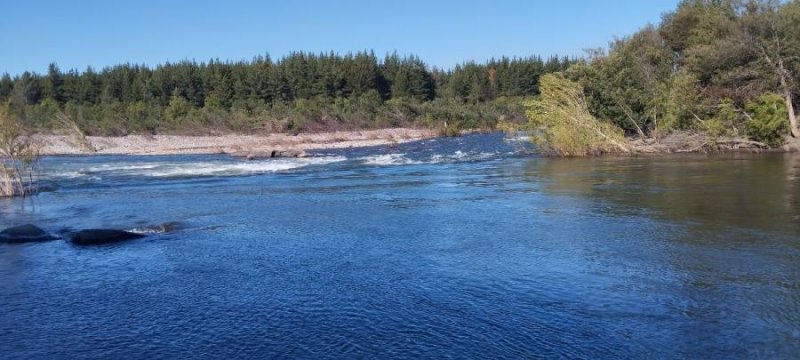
519,0,800,155
0,53,572,136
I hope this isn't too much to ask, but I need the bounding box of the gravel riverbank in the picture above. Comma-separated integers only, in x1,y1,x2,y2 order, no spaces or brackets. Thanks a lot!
36,128,435,156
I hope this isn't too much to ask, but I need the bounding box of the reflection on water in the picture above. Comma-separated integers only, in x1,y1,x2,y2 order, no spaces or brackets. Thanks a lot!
524,154,800,357
527,154,800,234
1,134,799,359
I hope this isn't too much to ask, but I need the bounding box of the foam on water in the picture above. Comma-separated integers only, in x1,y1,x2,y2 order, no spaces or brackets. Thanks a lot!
359,151,503,167
140,156,347,177
430,151,499,163
85,164,162,172
505,135,530,142
128,221,184,234
360,154,422,166
45,156,347,179
39,133,519,185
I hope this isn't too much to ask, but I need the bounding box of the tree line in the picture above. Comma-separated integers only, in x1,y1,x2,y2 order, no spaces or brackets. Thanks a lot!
533,0,800,153
0,52,573,135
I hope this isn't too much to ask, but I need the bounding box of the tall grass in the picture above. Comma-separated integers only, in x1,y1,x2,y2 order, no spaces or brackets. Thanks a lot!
0,103,40,197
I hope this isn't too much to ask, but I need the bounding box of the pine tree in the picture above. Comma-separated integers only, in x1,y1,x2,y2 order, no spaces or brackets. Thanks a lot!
0,73,13,101
42,63,64,103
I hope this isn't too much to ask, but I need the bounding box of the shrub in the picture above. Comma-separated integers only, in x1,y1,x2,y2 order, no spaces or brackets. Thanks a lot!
23,98,60,130
0,103,40,197
165,95,193,124
705,99,739,137
745,92,788,147
125,102,161,134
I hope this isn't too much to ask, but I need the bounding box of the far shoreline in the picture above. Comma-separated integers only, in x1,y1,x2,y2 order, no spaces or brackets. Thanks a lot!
35,128,437,157
31,128,800,158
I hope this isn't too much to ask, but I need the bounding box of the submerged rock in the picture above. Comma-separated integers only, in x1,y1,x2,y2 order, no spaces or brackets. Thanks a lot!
70,229,145,245
0,224,59,243
273,149,308,158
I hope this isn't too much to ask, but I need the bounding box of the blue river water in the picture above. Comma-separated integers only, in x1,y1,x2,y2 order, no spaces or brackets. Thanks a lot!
1,133,799,359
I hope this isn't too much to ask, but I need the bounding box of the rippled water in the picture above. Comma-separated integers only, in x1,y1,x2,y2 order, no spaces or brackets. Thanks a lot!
1,133,799,359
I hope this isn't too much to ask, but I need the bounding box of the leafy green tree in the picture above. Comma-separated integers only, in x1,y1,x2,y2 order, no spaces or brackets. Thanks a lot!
567,0,800,144
652,69,704,131
574,26,673,136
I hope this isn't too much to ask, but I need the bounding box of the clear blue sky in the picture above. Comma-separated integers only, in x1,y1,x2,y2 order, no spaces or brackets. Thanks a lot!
0,0,679,76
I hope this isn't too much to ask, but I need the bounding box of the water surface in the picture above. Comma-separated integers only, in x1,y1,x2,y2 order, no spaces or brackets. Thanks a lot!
1,133,799,358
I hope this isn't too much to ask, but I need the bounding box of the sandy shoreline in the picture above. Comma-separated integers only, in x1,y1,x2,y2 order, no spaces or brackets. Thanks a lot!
36,128,436,156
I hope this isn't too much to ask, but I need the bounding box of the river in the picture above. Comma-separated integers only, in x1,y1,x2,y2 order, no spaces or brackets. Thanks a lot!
1,133,799,358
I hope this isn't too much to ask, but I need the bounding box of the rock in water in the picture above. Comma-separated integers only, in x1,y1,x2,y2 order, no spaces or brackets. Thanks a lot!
278,149,308,158
70,229,145,245
0,224,59,243
235,149,308,160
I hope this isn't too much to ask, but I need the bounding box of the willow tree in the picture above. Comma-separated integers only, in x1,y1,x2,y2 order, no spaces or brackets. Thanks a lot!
525,74,629,156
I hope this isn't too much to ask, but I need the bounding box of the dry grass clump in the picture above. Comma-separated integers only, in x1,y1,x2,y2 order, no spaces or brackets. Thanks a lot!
56,112,94,153
0,104,40,197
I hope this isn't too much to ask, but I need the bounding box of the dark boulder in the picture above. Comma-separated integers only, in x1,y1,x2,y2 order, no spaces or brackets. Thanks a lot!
276,149,308,158
0,224,59,244
70,229,145,245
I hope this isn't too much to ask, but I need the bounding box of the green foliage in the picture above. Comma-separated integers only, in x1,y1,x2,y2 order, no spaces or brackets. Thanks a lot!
0,51,575,135
22,98,61,129
571,26,673,135
125,102,161,134
567,0,800,145
705,99,739,137
525,74,628,156
418,97,521,131
654,70,704,132
165,95,192,123
745,92,788,146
